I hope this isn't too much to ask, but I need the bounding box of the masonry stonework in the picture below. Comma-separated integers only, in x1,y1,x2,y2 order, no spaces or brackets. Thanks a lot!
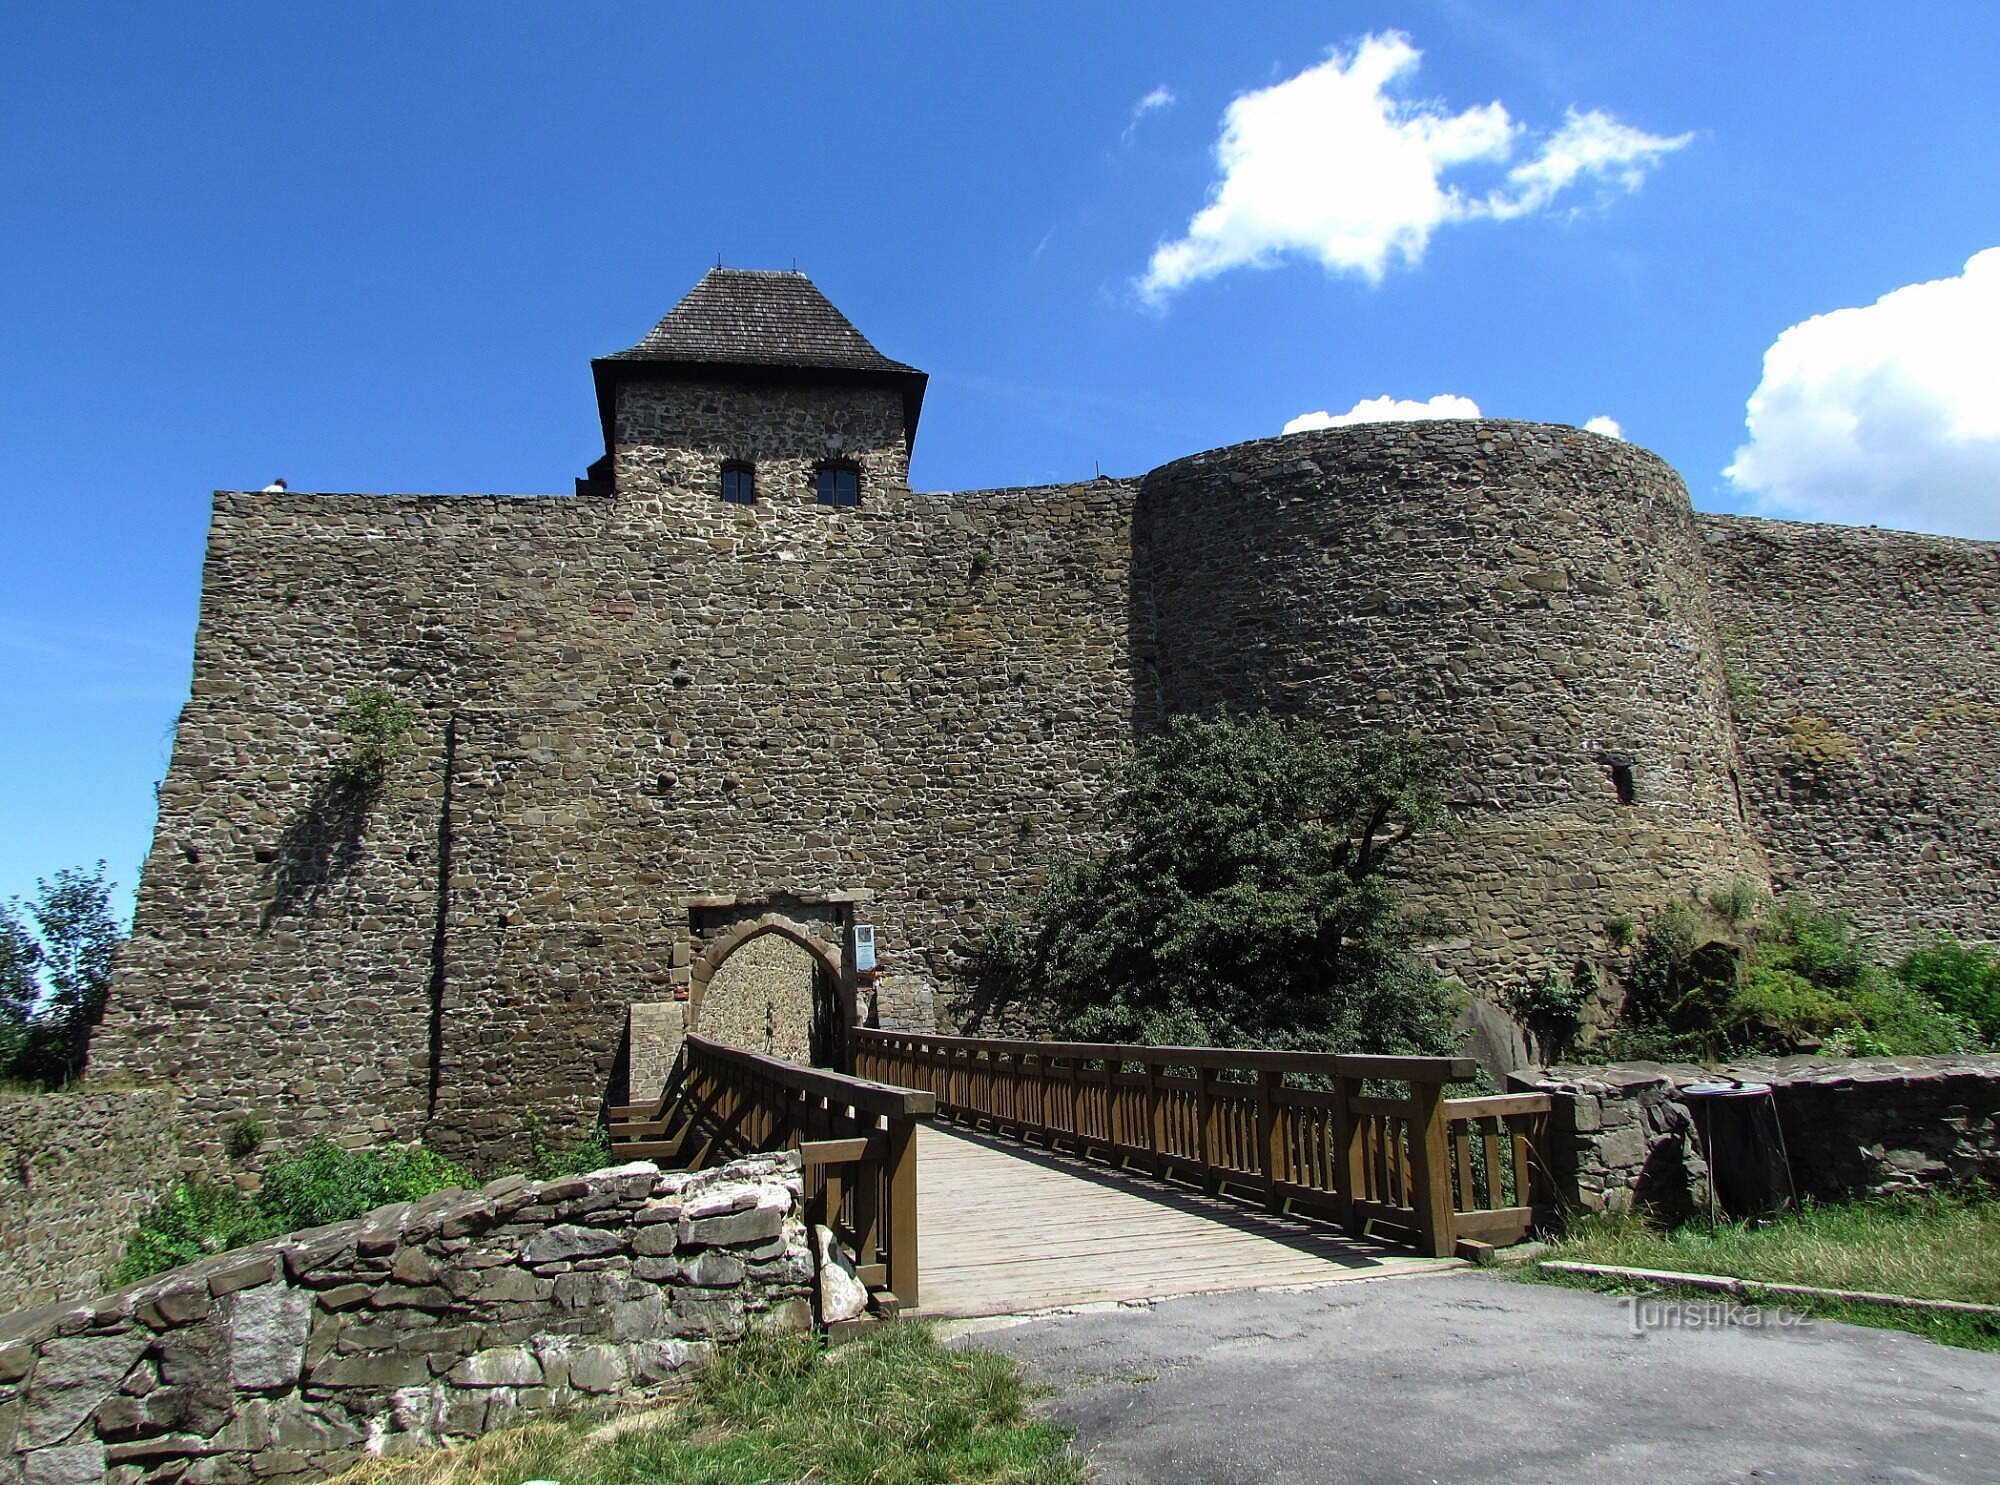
0,1093,182,1316
0,1152,811,1484
84,269,2000,1170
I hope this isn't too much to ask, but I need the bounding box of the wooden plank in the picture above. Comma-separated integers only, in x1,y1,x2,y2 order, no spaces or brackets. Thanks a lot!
912,1125,1461,1318
1453,1207,1537,1244
1445,1092,1555,1119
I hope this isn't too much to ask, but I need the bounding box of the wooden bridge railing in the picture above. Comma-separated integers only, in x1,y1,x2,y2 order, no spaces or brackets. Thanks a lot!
854,1028,1553,1257
609,1034,935,1307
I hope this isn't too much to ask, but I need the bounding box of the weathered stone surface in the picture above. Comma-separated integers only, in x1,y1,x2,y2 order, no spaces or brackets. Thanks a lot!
20,1441,103,1485
813,1227,867,1325
445,1348,541,1388
684,1192,788,1249
19,1330,149,1447
0,1090,179,1316
0,1155,808,1484
565,1345,628,1395
228,1284,312,1392
1522,1054,2000,1215
520,1225,621,1265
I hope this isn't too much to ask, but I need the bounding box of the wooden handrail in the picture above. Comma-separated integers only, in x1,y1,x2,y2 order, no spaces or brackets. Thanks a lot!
610,1035,933,1309
854,1028,1548,1258
856,1030,1476,1083
675,1035,937,1121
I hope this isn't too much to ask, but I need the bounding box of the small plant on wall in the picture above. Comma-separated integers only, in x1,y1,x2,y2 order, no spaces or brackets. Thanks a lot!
261,688,417,926
1501,961,1596,1063
330,687,416,793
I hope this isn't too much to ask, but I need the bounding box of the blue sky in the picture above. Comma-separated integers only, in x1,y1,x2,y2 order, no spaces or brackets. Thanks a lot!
3,1,1997,920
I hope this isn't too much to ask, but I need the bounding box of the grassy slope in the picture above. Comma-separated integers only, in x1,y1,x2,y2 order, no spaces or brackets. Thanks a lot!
326,1322,1086,1485
1527,1193,2000,1351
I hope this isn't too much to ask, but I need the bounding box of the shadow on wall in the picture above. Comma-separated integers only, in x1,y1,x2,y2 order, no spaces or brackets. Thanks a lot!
259,774,374,927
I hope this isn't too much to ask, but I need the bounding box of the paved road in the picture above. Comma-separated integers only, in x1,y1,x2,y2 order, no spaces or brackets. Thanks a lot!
973,1270,2000,1484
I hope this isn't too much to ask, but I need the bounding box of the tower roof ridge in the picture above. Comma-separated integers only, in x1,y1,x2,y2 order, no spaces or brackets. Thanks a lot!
604,267,920,376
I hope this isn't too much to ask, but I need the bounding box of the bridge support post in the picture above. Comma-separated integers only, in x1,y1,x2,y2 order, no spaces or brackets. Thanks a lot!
885,1115,920,1306
1407,1080,1457,1258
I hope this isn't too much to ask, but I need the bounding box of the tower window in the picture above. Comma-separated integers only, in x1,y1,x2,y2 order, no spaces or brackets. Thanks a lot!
815,463,860,507
721,461,756,505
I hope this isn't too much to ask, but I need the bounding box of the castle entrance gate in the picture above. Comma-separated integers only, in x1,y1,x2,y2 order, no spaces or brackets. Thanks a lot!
683,896,858,1070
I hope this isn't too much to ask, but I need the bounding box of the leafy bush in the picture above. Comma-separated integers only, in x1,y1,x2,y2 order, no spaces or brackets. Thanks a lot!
109,1181,276,1286
112,1137,472,1286
1617,893,1974,1059
254,1138,472,1230
523,1114,613,1179
995,711,1462,1057
1898,935,2000,1047
1501,962,1595,1062
330,687,416,792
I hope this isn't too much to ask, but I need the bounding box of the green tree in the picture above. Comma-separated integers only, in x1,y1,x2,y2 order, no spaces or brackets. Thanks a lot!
1008,711,1462,1056
0,863,125,1088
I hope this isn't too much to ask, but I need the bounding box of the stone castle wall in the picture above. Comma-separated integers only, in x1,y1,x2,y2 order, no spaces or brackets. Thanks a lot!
89,392,2000,1169
0,1091,181,1316
1699,514,2000,951
0,1152,810,1485
1139,422,1767,993
91,375,1141,1164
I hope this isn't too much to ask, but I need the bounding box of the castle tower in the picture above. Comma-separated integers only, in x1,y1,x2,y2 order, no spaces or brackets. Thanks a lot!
587,268,928,508
1137,420,1769,1026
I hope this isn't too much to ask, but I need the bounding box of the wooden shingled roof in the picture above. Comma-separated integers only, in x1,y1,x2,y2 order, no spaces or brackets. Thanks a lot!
591,268,927,450
604,268,921,375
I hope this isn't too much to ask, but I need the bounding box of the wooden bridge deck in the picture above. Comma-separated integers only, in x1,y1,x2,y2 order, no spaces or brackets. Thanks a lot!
913,1123,1463,1319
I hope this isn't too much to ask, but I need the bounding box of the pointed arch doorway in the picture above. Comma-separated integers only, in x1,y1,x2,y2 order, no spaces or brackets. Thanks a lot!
684,899,860,1070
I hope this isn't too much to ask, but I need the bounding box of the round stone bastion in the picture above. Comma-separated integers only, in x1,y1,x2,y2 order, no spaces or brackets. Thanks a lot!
1136,418,1768,992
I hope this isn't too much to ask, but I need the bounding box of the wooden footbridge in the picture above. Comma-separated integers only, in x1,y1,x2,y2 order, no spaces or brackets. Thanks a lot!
610,1030,1554,1320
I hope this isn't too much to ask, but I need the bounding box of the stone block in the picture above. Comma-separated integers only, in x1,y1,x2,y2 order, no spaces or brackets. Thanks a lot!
136,1287,213,1332
19,1329,149,1448
1595,1123,1647,1171
22,1442,105,1485
814,1226,867,1325
228,1284,312,1392
521,1225,621,1265
207,1253,280,1297
446,1347,542,1388
565,1345,628,1395
632,1225,679,1257
679,1250,746,1289
683,1196,786,1249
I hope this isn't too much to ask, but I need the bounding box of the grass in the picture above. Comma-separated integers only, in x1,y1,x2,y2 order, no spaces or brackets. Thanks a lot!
324,1322,1086,1485
1527,1191,2000,1351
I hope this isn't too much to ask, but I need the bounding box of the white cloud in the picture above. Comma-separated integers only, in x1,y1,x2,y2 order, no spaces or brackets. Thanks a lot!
1724,248,2000,539
1284,393,1482,434
1584,415,1623,439
1138,33,1688,301
1123,85,1177,143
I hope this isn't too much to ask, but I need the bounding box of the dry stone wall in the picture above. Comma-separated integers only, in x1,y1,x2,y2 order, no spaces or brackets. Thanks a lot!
1139,421,1767,995
1699,514,2000,952
0,1092,181,1316
0,1152,812,1485
1518,1054,2000,1215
